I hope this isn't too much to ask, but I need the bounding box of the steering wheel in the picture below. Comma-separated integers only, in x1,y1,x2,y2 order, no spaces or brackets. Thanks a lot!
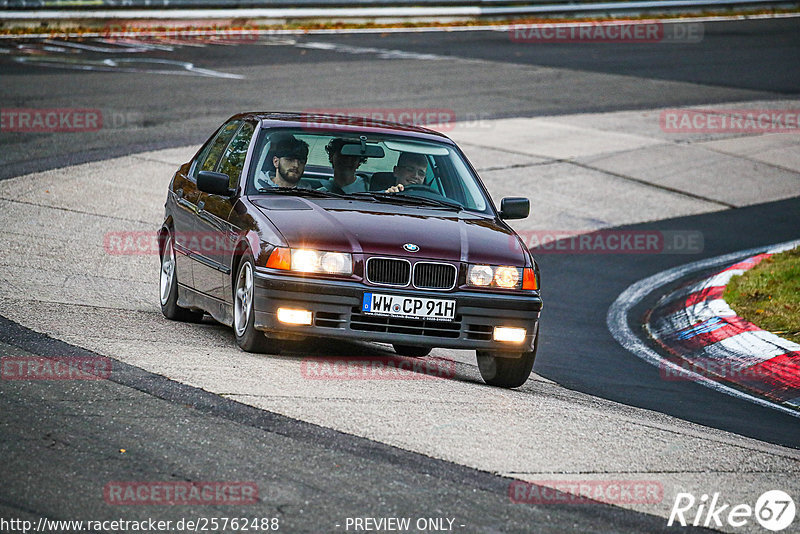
399,184,433,193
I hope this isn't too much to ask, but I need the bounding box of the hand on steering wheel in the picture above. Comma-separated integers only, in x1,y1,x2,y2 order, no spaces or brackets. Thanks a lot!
397,184,430,192
385,183,429,193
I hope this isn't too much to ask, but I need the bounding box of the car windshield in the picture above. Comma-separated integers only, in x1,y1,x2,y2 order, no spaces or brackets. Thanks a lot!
246,128,492,214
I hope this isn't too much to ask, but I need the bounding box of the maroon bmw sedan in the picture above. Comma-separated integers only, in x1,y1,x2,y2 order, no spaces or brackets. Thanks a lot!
159,112,542,388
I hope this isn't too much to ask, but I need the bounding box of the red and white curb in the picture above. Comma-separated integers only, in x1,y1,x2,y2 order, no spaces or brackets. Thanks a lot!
607,239,800,417
648,249,800,408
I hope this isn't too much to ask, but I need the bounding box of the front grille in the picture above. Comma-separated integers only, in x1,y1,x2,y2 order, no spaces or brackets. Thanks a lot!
413,262,457,290
350,307,461,338
366,257,411,286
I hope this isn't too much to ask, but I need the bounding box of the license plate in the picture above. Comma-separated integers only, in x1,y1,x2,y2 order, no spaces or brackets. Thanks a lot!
362,293,455,321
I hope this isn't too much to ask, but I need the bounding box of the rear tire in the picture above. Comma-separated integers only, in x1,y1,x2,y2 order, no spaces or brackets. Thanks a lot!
476,333,539,388
393,344,432,357
233,252,279,354
160,231,204,323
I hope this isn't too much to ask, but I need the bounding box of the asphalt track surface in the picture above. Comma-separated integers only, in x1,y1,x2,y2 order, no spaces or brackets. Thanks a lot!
540,197,800,447
1,16,799,533
0,319,710,534
0,17,798,179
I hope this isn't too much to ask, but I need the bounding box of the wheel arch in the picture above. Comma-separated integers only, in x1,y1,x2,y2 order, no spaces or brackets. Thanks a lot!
230,232,260,299
158,218,174,258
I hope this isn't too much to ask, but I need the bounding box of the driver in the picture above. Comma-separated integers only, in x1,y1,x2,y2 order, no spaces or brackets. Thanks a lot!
385,152,428,193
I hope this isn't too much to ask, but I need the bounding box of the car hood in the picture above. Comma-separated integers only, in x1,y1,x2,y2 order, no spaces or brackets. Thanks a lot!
251,198,528,265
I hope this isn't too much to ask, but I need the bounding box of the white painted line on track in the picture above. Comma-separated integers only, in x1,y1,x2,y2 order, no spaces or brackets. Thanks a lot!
97,37,176,52
12,55,244,78
43,38,149,53
295,41,451,61
606,238,800,418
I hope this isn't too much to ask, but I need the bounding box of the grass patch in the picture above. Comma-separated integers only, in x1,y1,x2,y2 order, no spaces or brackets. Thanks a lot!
724,246,800,345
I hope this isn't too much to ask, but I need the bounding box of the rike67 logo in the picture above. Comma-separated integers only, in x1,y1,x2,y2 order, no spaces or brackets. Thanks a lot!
668,490,795,531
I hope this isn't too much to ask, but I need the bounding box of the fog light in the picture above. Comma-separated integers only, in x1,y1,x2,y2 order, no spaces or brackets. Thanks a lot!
493,326,526,343
277,308,312,325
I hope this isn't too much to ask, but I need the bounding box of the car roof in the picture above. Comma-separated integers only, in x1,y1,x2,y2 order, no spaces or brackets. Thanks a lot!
229,111,458,145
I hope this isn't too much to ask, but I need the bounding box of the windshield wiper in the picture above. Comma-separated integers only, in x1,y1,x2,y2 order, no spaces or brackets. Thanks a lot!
350,192,462,211
258,187,347,199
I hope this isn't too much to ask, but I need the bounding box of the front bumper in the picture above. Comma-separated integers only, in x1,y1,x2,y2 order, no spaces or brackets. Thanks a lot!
252,268,542,352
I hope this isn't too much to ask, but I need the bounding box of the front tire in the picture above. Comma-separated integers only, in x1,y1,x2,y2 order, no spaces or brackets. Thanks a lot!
476,333,539,388
233,253,279,353
160,231,204,323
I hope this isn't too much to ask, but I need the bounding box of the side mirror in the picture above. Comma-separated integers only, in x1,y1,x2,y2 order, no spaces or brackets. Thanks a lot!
197,171,233,197
499,197,529,220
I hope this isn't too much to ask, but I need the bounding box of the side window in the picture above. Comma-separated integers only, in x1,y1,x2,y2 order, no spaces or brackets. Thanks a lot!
195,121,241,177
218,122,256,188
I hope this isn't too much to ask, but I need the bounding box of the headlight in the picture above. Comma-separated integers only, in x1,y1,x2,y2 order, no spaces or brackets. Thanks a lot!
289,248,353,275
467,264,535,290
321,252,350,274
467,265,494,286
292,249,319,272
494,266,520,288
